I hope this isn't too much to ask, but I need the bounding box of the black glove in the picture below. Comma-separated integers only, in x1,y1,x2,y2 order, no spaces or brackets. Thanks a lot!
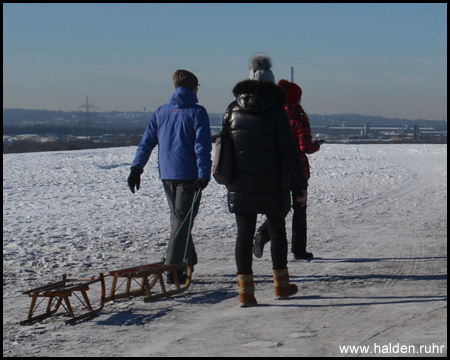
296,188,307,197
128,166,143,193
192,178,209,191
295,188,307,207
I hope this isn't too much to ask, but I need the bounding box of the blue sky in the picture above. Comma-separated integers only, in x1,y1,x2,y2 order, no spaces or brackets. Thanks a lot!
3,3,447,120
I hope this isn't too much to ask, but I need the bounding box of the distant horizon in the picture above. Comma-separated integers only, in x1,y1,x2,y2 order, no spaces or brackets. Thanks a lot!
2,106,446,123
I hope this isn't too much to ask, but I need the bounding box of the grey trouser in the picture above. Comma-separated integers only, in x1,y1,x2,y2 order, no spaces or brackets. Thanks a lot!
162,180,201,267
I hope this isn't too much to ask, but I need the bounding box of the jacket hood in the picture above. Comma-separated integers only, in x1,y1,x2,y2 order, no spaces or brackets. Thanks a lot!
169,87,198,108
232,80,286,112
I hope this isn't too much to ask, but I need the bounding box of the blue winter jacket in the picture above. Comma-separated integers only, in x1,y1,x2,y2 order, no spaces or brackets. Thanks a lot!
131,87,212,180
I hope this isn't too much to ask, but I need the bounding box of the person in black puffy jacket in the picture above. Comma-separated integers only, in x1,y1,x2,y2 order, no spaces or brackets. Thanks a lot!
219,53,308,307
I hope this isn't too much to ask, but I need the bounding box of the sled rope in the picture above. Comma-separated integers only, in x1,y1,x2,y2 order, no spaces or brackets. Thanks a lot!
161,189,201,264
184,189,201,262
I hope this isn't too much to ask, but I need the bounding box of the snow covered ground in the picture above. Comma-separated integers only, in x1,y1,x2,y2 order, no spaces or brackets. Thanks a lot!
3,143,447,357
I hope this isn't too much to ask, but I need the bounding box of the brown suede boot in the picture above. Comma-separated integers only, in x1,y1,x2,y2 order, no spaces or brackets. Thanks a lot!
237,274,258,308
272,268,298,299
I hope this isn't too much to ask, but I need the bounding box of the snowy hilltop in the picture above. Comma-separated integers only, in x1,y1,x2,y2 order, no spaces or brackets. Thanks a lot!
3,144,447,357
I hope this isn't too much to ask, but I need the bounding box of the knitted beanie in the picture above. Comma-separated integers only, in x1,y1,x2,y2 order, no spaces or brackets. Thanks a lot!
173,69,199,91
277,79,302,104
249,53,275,83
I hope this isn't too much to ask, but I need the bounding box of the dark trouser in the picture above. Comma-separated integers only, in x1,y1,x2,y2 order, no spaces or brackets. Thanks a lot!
162,180,201,267
235,212,288,274
258,189,308,255
291,195,307,255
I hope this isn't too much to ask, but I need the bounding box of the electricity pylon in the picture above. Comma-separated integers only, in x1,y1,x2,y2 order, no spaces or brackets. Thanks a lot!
78,95,98,137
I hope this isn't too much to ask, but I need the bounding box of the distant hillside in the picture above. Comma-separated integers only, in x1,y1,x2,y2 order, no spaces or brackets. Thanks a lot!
308,113,447,130
3,108,446,136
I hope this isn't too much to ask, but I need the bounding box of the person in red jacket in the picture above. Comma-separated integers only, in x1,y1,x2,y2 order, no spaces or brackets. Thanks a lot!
253,79,322,260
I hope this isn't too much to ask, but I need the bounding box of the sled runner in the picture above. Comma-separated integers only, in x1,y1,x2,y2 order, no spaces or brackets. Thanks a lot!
20,273,106,325
106,261,192,303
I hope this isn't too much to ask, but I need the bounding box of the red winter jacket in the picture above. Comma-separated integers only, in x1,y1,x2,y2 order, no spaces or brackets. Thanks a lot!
286,103,320,179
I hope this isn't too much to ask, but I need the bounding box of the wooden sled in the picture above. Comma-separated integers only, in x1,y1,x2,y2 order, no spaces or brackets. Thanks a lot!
106,262,192,303
20,273,106,325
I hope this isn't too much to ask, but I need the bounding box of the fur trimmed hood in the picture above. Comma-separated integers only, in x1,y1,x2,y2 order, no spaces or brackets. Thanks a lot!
232,80,287,112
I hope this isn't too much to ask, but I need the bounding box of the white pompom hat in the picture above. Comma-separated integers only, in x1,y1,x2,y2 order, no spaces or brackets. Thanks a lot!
249,53,275,83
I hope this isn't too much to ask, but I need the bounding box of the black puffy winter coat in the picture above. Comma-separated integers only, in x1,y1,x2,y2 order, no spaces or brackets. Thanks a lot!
220,80,308,214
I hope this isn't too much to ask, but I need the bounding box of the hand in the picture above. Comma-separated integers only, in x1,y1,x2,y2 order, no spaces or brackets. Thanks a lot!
295,189,307,207
128,167,143,193
192,178,209,191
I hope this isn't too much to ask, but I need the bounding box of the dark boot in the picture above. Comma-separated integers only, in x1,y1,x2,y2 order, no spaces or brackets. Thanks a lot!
293,251,314,260
166,270,186,285
252,222,270,258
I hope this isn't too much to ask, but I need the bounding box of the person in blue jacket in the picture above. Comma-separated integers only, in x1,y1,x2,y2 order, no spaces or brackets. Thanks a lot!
128,69,212,283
